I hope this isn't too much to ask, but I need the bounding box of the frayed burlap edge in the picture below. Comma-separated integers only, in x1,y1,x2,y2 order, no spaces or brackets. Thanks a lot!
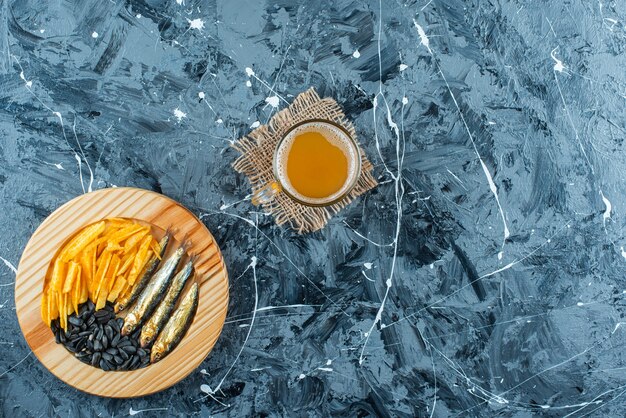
232,88,377,234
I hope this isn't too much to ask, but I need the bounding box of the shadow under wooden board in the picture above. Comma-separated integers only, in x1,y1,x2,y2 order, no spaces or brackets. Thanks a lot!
14,187,229,397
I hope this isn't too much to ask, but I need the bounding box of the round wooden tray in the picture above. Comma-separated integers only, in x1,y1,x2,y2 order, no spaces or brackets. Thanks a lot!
14,187,229,397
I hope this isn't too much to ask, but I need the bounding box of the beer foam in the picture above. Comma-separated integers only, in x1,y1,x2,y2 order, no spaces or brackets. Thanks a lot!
275,122,359,204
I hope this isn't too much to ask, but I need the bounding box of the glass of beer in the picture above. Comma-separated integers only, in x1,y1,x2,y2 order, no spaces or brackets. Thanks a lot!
252,119,362,207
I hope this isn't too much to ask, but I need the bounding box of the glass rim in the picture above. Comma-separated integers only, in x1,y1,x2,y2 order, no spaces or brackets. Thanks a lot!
272,119,362,208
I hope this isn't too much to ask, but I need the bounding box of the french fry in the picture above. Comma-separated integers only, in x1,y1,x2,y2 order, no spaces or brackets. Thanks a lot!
49,258,68,293
62,261,79,293
58,221,105,262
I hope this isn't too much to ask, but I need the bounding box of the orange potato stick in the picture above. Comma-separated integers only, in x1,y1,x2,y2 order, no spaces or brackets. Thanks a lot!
106,255,121,292
90,243,97,299
92,249,112,300
117,250,136,276
48,290,59,322
95,286,108,310
72,267,81,313
96,254,119,308
105,218,134,229
41,292,49,325
123,228,150,252
150,238,162,260
80,271,89,304
66,292,74,315
49,258,68,294
117,270,132,301
106,243,124,252
59,292,66,331
105,224,145,245
107,276,127,302
128,236,152,285
79,248,92,285
58,221,105,262
97,241,108,257
62,261,80,294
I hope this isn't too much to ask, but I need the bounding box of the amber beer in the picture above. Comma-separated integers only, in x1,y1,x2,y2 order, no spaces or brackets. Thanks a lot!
253,120,361,207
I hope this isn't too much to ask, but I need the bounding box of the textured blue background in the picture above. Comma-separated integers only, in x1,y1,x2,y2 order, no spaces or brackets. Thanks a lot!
1,0,626,416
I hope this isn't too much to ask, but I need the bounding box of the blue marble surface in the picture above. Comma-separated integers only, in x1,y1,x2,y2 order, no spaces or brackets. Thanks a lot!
1,0,626,416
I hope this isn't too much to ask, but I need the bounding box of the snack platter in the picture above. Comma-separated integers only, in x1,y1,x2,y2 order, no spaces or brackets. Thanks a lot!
14,188,229,397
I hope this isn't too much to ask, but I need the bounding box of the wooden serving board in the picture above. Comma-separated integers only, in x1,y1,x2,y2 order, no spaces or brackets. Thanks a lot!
14,187,229,397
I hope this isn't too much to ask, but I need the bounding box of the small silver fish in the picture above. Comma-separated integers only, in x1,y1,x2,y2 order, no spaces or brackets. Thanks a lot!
121,246,185,336
150,282,199,363
115,234,170,313
139,260,194,348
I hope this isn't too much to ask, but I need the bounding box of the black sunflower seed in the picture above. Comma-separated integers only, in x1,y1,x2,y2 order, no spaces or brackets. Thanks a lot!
87,316,96,326
94,310,108,319
109,319,121,333
78,330,91,337
102,352,113,361
91,352,101,366
121,357,132,369
99,359,110,371
130,356,140,368
123,345,137,354
68,316,83,327
119,349,129,360
104,325,113,341
114,355,124,365
102,335,108,349
106,347,118,355
93,340,103,351
116,337,131,348
111,334,120,347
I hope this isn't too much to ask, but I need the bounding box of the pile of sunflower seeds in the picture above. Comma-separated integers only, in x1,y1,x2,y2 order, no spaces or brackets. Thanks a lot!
50,300,150,371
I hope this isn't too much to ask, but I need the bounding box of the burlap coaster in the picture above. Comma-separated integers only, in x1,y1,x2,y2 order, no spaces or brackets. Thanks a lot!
232,88,377,234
